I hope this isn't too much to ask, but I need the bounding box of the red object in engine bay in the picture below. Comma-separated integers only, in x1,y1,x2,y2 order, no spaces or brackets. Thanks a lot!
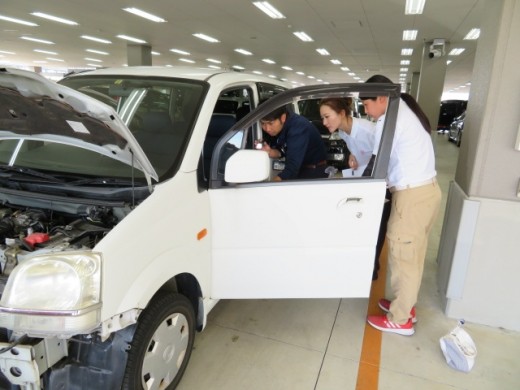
24,232,50,246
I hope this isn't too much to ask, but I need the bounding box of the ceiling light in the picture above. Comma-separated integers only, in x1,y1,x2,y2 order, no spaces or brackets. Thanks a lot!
330,59,342,65
117,35,147,44
449,48,465,55
400,68,409,72
84,57,102,62
252,2,285,19
447,60,452,65
293,32,313,42
0,15,38,26
316,48,330,56
269,75,277,78
340,67,350,71
348,72,355,76
151,52,160,55
402,30,418,40
81,35,112,44
281,66,293,71
179,58,195,63
170,48,190,55
207,58,221,64
400,73,406,77
31,12,78,25
86,49,109,55
46,57,64,62
353,77,361,80
400,60,410,65
401,48,413,55
464,28,480,40
405,0,426,15
232,65,245,70
208,65,221,69
262,58,275,64
34,49,57,55
296,71,305,75
87,63,102,68
193,33,219,43
21,36,54,44
235,48,253,55
307,75,315,79
253,71,263,75
122,7,166,22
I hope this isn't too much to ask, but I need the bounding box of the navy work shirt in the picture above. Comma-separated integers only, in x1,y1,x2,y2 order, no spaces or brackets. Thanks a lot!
269,112,327,180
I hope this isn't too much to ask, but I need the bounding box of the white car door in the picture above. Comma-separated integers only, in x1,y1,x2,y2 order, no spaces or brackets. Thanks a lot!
208,83,399,299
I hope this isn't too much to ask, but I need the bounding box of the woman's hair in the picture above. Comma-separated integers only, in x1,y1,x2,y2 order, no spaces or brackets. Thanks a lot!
362,74,431,134
319,97,353,116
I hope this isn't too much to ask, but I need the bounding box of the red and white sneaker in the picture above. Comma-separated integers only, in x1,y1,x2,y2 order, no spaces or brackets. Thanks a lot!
367,315,415,336
378,298,417,324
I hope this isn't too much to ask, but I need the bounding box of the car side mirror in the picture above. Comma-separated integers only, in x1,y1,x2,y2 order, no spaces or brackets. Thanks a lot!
224,150,270,183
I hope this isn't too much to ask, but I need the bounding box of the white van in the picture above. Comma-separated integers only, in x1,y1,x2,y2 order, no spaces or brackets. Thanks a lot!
0,67,399,389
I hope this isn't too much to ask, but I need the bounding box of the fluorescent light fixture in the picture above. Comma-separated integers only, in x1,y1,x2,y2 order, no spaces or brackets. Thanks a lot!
86,49,109,55
400,73,406,77
405,0,426,15
269,75,277,78
262,58,276,64
402,29,418,40
400,68,409,72
235,48,253,55
81,35,112,44
252,2,285,19
179,58,195,63
34,49,57,55
400,60,410,65
46,57,64,62
348,72,355,76
151,51,160,55
87,63,102,68
401,48,413,55
449,48,465,55
447,60,452,65
206,58,221,64
253,70,263,75
307,75,315,79
84,57,102,62
316,48,330,55
281,66,293,71
464,28,480,40
193,33,219,43
330,59,342,65
170,48,190,55
21,36,54,44
293,31,313,42
31,12,78,25
0,51,15,55
232,65,245,70
0,15,38,26
296,71,305,75
340,67,350,71
353,77,361,80
117,35,147,44
208,65,221,69
122,7,166,22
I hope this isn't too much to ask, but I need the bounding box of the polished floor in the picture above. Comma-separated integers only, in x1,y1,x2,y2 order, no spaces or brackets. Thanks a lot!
178,133,520,390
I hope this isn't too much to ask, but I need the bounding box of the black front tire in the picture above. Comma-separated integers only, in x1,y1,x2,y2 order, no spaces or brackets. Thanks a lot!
122,292,196,390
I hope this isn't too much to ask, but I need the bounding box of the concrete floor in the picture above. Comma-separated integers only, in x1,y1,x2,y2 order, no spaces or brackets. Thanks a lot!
178,132,520,390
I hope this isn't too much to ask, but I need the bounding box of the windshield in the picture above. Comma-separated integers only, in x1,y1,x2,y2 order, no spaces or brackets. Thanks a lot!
58,75,206,181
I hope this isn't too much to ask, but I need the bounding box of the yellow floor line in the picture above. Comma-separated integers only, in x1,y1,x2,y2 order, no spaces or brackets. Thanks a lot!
355,243,388,390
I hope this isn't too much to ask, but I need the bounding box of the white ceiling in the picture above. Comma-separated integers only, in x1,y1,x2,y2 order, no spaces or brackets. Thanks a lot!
1,0,486,94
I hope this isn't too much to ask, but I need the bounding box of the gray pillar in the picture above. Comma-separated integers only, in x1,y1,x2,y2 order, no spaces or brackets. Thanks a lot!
436,0,520,331
409,72,420,100
127,44,152,66
416,40,449,131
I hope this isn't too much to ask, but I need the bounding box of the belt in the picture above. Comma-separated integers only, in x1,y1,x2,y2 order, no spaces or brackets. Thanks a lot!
303,160,327,169
389,177,437,193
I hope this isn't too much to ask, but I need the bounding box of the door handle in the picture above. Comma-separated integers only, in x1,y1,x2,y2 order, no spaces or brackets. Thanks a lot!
337,197,362,207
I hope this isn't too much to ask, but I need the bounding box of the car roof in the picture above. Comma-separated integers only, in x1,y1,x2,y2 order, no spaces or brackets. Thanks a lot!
64,66,290,88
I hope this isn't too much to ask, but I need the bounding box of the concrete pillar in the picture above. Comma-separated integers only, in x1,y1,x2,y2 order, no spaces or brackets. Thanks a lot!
436,0,520,331
409,72,420,100
127,44,152,66
416,40,449,131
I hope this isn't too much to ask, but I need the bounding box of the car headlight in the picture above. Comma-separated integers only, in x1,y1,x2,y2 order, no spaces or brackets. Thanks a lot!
0,251,102,337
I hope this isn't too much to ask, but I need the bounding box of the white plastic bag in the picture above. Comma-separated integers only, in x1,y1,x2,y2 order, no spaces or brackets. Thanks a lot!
439,320,477,372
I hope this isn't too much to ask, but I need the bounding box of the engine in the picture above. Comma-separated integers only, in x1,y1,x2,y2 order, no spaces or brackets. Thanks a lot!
0,205,117,277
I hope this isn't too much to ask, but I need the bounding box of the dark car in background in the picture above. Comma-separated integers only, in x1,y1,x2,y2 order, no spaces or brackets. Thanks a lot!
437,99,467,132
448,111,465,147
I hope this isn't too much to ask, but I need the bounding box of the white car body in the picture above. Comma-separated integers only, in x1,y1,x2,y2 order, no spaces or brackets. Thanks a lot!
0,67,400,389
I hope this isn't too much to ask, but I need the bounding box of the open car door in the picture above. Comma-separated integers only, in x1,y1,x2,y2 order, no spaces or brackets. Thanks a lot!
208,83,400,299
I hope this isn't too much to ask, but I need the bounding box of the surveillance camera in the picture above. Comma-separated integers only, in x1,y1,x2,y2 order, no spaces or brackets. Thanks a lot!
428,49,442,58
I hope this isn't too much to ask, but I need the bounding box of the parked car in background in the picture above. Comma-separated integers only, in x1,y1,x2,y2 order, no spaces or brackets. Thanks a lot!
437,99,467,132
449,111,466,147
0,68,400,389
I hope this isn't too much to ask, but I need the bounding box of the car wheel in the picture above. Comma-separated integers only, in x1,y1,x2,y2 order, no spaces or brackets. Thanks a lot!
122,292,195,390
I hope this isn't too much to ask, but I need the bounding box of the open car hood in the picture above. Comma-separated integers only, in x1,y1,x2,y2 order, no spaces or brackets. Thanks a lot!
0,68,158,186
